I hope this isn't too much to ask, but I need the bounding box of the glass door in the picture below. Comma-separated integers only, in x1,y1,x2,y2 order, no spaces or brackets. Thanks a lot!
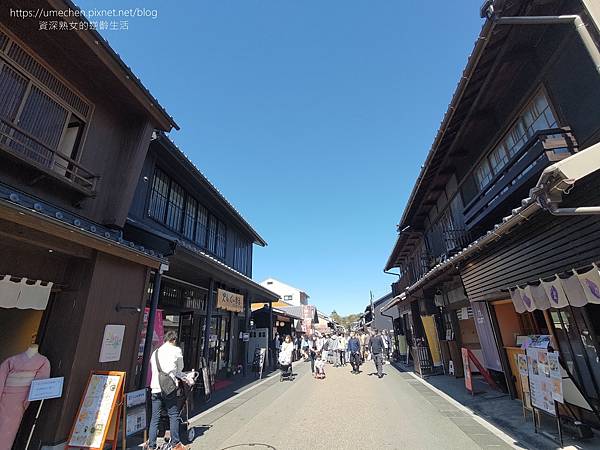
178,312,195,371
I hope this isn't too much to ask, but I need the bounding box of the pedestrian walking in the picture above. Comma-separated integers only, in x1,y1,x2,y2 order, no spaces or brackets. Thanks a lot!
338,333,347,367
348,331,361,374
322,334,330,364
274,332,281,366
369,329,385,378
330,333,340,367
310,335,322,375
301,335,310,361
148,331,188,450
344,332,351,365
362,331,371,361
314,351,326,379
382,330,390,363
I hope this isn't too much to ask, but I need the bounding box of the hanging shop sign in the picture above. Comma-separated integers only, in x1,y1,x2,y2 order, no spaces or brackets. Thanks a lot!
67,371,126,449
216,289,244,313
99,325,126,363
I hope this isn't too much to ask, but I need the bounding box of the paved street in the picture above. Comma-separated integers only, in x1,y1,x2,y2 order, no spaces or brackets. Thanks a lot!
187,361,516,450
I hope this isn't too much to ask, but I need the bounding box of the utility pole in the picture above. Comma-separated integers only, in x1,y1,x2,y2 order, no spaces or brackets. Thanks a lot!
370,290,374,329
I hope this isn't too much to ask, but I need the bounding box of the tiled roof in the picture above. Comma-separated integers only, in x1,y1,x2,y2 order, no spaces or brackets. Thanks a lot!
0,182,166,262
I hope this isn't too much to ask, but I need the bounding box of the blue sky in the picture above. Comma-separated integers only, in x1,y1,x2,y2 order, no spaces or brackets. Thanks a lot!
79,0,484,315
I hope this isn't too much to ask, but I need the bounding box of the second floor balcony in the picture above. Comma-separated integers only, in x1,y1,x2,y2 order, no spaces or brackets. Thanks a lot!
463,127,578,231
0,117,99,196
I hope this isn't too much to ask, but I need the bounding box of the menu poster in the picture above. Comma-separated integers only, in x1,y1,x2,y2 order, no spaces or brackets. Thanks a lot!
526,348,563,415
517,354,528,376
547,352,564,402
68,371,125,449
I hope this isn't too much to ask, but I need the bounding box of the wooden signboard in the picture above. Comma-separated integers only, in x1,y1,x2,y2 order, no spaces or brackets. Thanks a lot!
462,348,473,393
252,348,266,379
67,371,126,450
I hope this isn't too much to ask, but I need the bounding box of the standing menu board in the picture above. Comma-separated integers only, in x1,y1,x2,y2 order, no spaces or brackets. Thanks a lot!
67,371,125,449
526,347,563,415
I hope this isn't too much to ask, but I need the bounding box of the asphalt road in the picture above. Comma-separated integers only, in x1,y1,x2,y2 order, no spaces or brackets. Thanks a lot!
187,359,516,450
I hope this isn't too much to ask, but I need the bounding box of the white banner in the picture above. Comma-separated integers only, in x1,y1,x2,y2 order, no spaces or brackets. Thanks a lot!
518,285,551,311
560,274,588,307
540,276,570,309
510,288,526,314
575,264,600,305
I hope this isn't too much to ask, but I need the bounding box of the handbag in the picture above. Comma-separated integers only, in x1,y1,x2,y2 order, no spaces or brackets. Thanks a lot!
154,349,178,398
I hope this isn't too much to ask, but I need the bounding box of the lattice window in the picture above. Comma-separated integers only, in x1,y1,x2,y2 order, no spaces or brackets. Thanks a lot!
148,168,170,222
207,215,217,254
216,221,226,259
165,181,185,231
195,204,208,247
182,196,197,240
4,38,90,118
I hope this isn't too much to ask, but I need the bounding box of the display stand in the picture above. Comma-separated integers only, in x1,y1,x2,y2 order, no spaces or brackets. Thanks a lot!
252,348,266,379
524,340,564,448
67,371,126,450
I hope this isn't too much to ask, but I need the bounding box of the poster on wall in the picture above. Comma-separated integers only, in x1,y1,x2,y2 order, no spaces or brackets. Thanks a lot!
67,371,125,449
526,346,563,415
99,325,125,363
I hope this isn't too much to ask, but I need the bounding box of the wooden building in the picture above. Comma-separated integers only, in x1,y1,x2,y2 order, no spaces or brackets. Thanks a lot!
384,0,600,426
0,1,178,448
124,132,279,383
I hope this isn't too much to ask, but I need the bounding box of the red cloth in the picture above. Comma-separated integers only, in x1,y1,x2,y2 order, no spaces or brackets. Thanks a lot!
0,352,50,450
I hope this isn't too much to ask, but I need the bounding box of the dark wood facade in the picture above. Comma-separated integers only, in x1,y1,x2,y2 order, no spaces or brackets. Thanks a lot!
384,0,600,422
124,133,278,382
0,1,177,448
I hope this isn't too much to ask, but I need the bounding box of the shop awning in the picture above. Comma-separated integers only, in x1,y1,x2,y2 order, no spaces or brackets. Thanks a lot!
380,292,407,313
509,263,600,313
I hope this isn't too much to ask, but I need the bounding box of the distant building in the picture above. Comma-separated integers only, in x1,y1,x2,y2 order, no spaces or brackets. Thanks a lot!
260,277,309,306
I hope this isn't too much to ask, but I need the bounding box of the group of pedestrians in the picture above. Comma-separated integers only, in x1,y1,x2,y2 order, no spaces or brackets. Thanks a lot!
300,329,393,380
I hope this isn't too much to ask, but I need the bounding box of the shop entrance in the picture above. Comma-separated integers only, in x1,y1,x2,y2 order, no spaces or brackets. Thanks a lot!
209,315,231,377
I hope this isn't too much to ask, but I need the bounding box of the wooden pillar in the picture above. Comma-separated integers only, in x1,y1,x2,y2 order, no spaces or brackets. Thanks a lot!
243,291,251,376
268,301,274,368
203,278,215,367
139,269,162,389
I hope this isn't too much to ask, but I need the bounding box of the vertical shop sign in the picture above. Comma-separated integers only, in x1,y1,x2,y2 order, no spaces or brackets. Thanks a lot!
462,347,472,393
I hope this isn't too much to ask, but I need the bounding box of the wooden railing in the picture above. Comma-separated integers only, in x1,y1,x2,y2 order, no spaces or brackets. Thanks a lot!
463,127,578,230
0,117,98,195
